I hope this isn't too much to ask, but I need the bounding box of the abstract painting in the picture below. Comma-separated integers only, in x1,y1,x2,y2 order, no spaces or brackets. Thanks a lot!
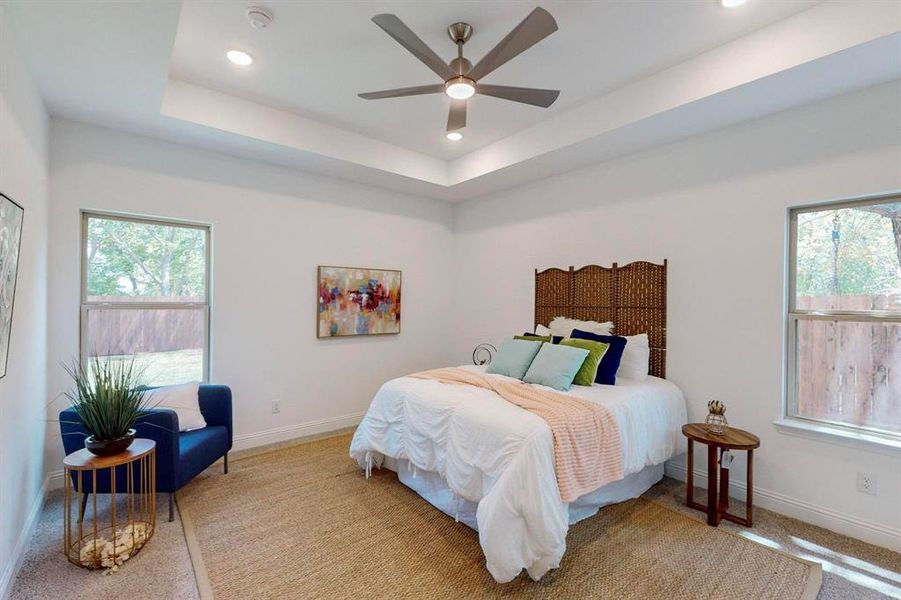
318,266,401,337
0,193,24,378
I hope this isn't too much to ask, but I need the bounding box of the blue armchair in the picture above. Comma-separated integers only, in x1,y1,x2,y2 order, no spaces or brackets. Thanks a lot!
60,384,233,522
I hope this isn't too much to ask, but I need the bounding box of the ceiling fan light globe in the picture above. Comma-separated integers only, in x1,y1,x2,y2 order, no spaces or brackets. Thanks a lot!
446,77,476,100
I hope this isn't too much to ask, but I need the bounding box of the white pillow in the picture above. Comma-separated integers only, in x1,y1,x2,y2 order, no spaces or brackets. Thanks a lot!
617,334,650,381
548,316,614,339
535,324,552,336
143,382,207,432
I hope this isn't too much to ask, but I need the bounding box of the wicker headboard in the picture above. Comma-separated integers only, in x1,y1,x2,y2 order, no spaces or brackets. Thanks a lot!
534,260,667,378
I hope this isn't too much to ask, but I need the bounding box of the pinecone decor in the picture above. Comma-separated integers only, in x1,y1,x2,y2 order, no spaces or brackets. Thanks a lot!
705,400,728,435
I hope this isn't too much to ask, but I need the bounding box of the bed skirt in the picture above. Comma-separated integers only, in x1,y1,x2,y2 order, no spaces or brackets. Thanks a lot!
382,456,664,531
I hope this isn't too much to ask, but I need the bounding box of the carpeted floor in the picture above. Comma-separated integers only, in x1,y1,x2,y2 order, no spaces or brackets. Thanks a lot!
10,433,900,599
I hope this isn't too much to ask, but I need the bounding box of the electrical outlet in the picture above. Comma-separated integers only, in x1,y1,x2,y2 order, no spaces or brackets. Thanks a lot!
271,400,281,414
857,472,877,496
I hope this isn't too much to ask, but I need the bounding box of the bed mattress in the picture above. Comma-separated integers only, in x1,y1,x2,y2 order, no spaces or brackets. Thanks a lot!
350,365,687,582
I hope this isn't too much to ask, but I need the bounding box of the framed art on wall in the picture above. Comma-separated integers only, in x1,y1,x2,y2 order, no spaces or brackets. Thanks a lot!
318,266,401,337
0,192,25,379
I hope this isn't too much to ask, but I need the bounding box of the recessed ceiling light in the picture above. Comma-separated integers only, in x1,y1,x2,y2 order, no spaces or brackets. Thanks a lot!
226,50,253,66
721,0,746,7
445,77,476,100
446,132,463,141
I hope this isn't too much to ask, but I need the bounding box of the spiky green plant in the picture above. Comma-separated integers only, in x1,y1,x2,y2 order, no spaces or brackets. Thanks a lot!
63,356,153,440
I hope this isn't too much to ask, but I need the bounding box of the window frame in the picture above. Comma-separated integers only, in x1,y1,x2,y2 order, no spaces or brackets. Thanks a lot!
784,193,901,443
79,210,212,384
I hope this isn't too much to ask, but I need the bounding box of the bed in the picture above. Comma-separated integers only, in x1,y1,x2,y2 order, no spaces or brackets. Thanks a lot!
349,261,687,583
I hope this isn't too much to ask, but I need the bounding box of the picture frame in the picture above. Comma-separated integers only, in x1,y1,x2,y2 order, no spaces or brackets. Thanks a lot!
317,265,402,337
0,192,25,379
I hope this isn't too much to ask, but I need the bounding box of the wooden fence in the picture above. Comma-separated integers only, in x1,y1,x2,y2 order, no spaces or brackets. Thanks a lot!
86,297,204,356
796,295,899,433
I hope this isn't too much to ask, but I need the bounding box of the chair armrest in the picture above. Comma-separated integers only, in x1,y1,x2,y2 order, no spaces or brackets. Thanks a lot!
133,408,181,491
199,385,233,451
59,406,181,492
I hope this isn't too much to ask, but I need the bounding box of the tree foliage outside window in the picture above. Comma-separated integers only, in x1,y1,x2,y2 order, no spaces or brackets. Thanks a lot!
795,202,901,305
86,217,206,301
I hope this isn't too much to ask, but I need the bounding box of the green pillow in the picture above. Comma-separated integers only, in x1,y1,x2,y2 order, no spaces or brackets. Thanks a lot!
486,339,543,380
522,343,590,391
560,338,610,386
513,335,551,343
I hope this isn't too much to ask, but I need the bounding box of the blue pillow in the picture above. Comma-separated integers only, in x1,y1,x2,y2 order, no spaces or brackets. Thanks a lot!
522,343,590,391
486,339,543,380
570,329,627,385
522,332,564,344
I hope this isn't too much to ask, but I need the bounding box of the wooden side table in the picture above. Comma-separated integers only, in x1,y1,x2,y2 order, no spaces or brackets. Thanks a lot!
64,439,156,569
681,423,760,527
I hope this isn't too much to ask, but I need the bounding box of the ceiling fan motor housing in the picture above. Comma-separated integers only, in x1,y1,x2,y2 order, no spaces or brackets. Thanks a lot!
447,22,473,44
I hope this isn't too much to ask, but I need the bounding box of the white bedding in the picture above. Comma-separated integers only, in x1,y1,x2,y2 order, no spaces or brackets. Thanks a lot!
349,365,687,583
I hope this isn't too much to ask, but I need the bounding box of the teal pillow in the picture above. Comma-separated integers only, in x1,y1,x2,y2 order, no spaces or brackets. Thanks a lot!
486,339,543,380
559,338,609,386
522,343,590,391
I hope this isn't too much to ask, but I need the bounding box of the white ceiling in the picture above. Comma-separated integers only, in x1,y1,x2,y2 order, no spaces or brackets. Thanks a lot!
4,1,900,202
169,0,818,160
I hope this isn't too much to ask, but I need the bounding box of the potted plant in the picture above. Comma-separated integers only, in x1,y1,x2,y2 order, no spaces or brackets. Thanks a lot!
63,356,153,456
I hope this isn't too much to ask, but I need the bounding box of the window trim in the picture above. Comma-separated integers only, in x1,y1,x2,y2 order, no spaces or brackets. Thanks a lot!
79,210,212,384
783,193,901,444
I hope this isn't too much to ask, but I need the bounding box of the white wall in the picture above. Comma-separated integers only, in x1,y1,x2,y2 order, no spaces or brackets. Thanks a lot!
453,81,901,549
45,119,455,467
0,9,49,597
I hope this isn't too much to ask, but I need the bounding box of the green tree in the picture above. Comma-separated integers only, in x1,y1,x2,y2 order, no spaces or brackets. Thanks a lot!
87,218,205,299
796,203,901,299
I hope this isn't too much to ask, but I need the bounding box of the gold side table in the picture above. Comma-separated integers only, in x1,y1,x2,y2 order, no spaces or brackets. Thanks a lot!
64,439,156,569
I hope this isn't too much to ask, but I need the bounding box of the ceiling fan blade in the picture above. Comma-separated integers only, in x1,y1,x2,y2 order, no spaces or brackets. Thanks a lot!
372,14,457,81
358,84,445,100
466,7,558,82
477,84,559,108
447,99,467,131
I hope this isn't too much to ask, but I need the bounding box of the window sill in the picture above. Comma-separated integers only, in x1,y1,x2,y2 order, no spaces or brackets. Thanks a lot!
773,418,901,456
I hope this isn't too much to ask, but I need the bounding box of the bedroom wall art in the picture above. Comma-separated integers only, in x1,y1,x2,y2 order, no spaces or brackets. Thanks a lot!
318,266,401,337
0,192,25,378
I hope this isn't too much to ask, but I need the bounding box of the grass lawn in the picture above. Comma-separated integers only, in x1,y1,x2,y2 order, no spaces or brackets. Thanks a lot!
102,348,203,387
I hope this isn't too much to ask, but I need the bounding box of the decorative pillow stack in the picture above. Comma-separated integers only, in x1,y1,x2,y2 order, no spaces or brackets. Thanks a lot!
488,318,652,390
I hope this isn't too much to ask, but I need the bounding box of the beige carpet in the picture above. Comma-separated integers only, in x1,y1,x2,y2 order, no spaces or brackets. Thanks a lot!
177,434,821,600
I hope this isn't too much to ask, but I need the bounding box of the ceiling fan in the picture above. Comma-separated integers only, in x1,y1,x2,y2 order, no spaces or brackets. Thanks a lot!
358,7,559,136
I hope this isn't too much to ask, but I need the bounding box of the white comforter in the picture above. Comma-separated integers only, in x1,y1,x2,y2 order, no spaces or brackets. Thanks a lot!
349,365,686,583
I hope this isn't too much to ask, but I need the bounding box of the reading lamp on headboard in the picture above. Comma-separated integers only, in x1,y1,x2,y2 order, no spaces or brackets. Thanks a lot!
534,260,667,378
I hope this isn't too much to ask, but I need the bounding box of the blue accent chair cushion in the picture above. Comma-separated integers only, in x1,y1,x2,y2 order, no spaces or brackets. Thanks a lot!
60,385,233,496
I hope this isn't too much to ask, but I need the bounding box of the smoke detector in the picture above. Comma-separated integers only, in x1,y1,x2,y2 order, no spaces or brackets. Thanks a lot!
246,7,273,30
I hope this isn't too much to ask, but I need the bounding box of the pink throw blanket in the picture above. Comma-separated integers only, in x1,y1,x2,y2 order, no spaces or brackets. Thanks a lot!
408,367,624,502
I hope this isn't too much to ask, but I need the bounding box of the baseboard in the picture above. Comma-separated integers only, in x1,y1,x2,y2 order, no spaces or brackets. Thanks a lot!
0,475,50,600
664,461,901,552
45,413,365,492
231,412,365,452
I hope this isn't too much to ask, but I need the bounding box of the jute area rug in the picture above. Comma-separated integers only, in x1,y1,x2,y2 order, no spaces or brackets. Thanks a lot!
177,434,821,600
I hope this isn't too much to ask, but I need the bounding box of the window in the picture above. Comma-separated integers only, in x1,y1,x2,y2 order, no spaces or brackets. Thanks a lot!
81,212,210,386
787,196,900,440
